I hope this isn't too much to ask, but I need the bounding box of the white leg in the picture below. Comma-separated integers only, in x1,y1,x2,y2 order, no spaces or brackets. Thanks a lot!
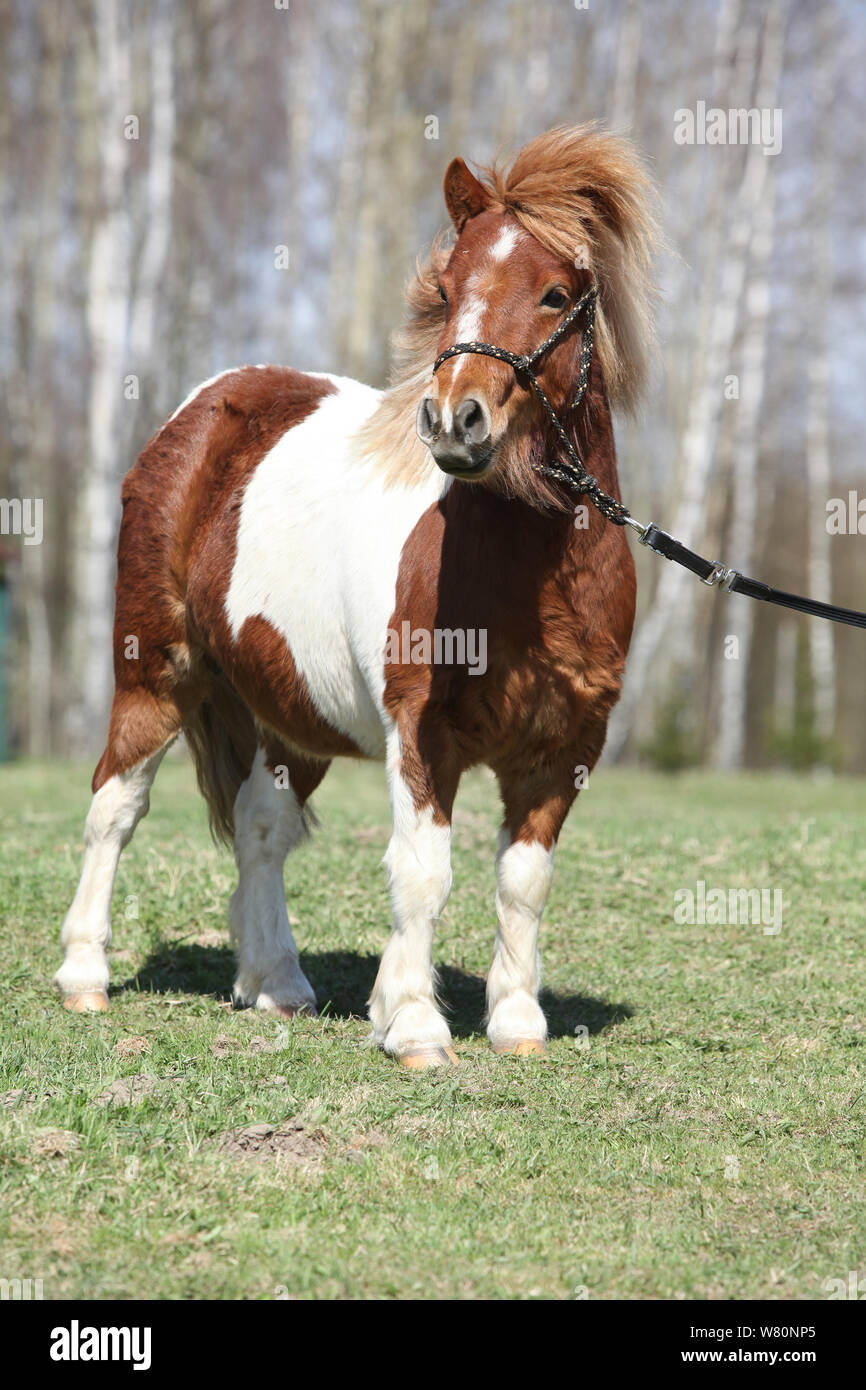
368,729,455,1065
229,748,316,1016
55,749,166,1011
486,832,553,1054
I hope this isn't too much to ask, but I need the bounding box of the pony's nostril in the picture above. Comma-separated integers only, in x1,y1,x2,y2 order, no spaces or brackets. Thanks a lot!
453,397,490,446
416,396,441,444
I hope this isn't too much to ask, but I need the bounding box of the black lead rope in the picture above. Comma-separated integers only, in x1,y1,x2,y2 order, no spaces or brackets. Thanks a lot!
432,285,866,631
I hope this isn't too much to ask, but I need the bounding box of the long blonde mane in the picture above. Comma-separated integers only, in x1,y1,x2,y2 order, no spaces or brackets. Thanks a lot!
359,124,661,482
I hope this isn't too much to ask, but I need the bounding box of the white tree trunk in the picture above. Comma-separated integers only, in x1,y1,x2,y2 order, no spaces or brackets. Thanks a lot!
805,5,836,749
70,0,132,752
8,11,66,755
346,0,404,379
607,0,787,761
610,0,643,134
714,160,779,769
127,0,175,429
328,0,374,370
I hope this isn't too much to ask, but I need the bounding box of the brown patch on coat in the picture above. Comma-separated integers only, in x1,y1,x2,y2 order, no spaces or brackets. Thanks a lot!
260,736,332,807
93,368,356,826
209,615,362,760
384,360,635,845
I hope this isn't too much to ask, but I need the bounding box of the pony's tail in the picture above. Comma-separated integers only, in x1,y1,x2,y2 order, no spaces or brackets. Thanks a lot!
184,672,258,847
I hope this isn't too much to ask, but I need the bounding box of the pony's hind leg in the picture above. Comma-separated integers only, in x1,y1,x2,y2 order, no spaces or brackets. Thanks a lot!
55,690,181,1011
229,746,325,1017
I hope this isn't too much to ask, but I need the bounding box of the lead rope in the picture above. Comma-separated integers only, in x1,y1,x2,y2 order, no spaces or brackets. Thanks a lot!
432,285,866,631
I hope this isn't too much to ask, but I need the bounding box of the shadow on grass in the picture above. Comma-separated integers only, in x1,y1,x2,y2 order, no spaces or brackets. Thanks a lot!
115,942,236,1003
118,944,632,1040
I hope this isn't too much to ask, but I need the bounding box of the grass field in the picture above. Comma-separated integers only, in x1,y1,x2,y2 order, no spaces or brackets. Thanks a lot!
0,755,864,1300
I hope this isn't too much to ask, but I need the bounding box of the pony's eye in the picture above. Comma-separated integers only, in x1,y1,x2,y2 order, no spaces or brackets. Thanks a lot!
541,287,568,310
438,284,448,305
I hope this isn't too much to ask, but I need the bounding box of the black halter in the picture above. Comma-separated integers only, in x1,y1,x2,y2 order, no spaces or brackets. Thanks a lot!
433,285,630,526
430,283,866,630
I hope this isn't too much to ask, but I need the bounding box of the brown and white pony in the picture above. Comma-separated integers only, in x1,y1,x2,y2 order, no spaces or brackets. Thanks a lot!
57,125,659,1068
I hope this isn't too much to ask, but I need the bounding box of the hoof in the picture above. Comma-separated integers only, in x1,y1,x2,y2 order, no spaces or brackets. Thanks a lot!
492,1038,546,1058
397,1045,459,1070
63,990,110,1014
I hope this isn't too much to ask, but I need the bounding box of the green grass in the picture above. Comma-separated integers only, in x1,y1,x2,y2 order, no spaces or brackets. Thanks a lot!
0,755,864,1300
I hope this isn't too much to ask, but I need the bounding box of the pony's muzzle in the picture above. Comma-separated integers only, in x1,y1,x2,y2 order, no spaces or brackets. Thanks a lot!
416,394,493,476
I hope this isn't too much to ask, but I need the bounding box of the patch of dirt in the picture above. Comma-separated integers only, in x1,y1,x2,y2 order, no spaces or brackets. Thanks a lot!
114,1035,150,1058
395,1113,451,1141
344,1128,388,1162
780,1035,824,1053
3,1088,36,1108
336,1082,379,1115
220,1119,328,1167
96,1074,156,1107
9,1211,80,1257
32,1129,81,1159
247,1036,275,1054
348,1127,387,1149
211,1035,242,1058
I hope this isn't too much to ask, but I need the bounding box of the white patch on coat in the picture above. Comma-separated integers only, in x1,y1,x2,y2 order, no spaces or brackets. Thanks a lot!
225,375,449,757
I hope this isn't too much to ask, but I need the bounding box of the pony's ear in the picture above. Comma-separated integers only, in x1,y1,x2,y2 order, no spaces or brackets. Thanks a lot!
443,158,490,230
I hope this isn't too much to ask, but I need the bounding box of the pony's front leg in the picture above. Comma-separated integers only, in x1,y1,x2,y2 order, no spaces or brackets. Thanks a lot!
369,725,458,1069
487,766,577,1057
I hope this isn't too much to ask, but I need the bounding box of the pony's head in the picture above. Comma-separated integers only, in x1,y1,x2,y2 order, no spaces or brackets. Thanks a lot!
411,126,660,499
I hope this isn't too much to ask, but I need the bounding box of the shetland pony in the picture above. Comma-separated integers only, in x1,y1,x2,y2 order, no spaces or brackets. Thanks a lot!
57,126,659,1067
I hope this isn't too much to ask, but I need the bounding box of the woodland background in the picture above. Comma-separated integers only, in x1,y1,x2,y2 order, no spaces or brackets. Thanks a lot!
2,0,864,771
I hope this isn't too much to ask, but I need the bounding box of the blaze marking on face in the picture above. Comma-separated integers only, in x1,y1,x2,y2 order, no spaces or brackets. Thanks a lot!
440,224,527,421
490,224,522,262
442,292,486,422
